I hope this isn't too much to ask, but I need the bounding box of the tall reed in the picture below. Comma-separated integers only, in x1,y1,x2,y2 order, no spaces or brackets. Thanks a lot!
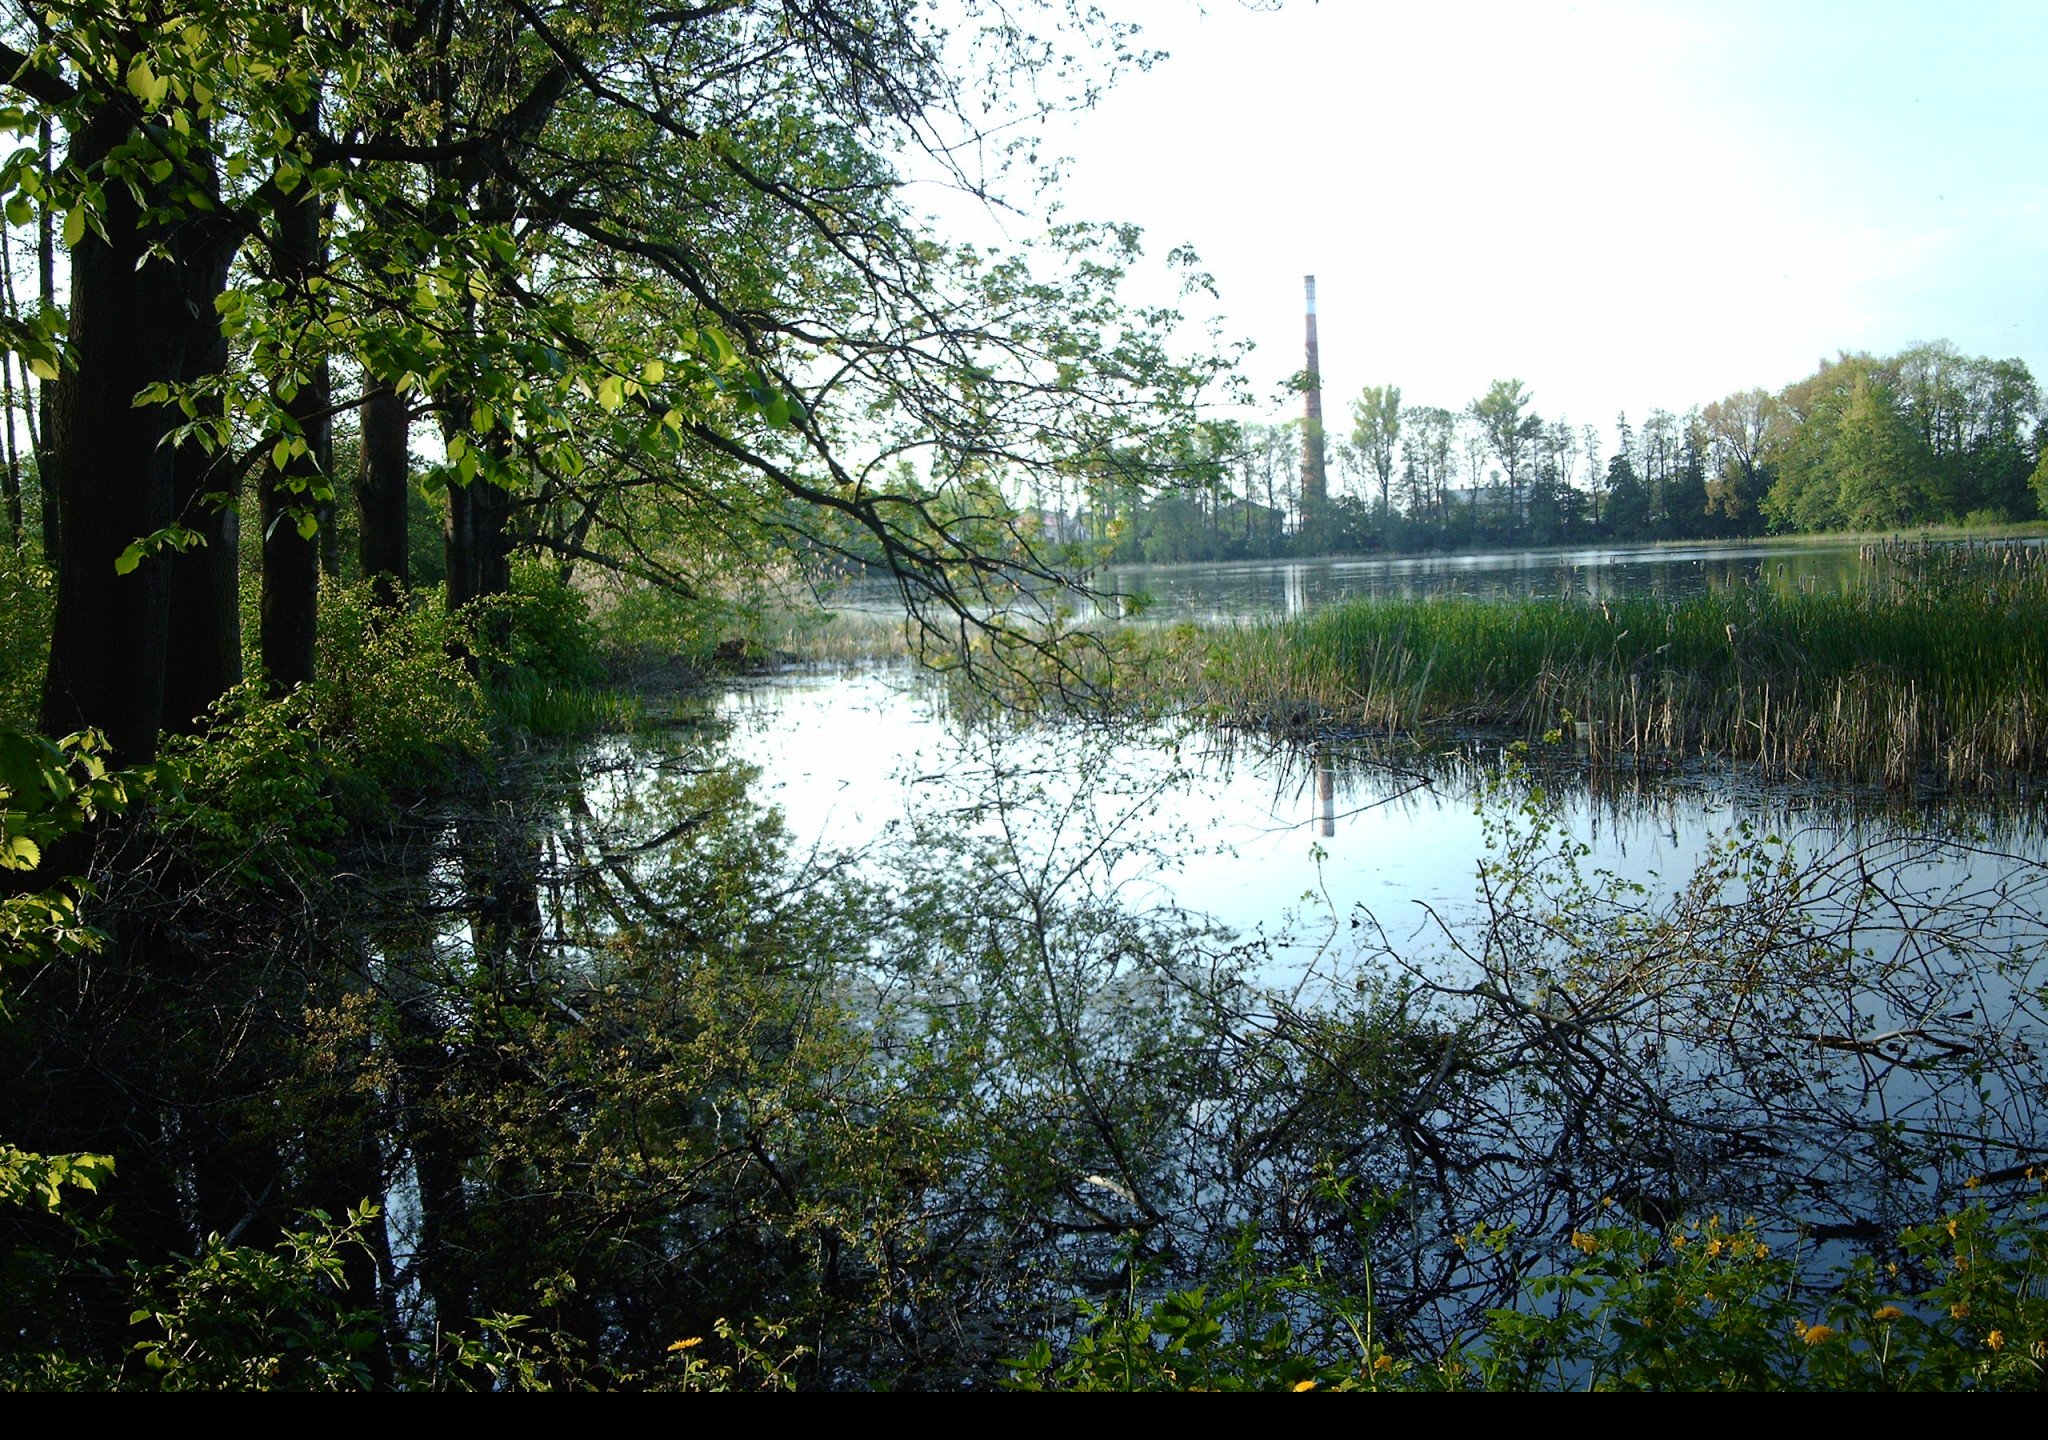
1192,543,2048,787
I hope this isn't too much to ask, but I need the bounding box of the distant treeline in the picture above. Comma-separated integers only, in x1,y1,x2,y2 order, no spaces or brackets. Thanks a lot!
1064,342,2047,561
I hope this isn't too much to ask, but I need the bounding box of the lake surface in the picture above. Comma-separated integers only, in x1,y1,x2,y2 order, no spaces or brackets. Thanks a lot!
563,543,2048,1310
826,536,1891,624
1103,538,1878,622
704,663,2048,1015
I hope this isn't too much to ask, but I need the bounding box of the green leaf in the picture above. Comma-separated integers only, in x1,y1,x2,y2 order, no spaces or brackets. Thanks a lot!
114,542,145,576
62,207,84,248
125,59,159,104
296,511,319,541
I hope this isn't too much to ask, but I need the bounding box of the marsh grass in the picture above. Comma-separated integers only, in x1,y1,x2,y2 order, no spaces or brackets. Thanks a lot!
1185,540,2048,787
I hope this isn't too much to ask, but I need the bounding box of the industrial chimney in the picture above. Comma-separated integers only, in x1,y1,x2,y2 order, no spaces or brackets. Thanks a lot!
1301,275,1328,526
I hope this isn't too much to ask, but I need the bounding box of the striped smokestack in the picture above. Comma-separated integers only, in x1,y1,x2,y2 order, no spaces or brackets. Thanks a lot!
1302,275,1327,523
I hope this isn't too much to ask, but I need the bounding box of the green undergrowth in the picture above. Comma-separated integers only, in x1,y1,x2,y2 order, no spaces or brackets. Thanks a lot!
1008,1192,2048,1391
0,549,51,731
480,561,642,739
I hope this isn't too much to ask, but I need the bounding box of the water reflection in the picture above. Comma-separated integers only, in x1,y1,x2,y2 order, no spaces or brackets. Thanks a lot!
696,664,2048,1344
711,665,2048,951
822,538,1898,624
1104,539,1877,623
360,664,2047,1356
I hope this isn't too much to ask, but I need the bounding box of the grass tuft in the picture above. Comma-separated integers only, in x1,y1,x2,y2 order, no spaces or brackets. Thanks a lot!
1189,541,2048,787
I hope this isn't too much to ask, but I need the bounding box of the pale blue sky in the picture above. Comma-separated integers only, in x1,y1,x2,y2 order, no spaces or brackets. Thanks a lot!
999,0,2048,436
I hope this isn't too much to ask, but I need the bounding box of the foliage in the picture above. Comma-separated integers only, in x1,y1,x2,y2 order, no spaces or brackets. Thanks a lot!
123,1206,383,1391
0,1145,111,1217
0,727,128,876
474,562,641,738
1008,1192,2048,1391
309,583,489,785
1474,1198,2048,1391
158,586,490,861
0,550,49,731
0,727,129,973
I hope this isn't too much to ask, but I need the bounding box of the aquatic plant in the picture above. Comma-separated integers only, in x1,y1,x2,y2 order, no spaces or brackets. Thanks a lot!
1188,547,2048,786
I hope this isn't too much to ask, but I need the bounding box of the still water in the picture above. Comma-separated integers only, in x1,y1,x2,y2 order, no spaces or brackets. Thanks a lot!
827,536,1881,624
1104,538,1876,622
736,540,2046,944
606,544,2046,1277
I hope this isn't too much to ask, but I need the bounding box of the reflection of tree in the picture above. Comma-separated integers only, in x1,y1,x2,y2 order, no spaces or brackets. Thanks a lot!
10,711,2045,1380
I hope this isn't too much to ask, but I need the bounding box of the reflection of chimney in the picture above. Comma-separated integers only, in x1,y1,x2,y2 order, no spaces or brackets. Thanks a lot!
1317,759,1335,838
1302,275,1328,524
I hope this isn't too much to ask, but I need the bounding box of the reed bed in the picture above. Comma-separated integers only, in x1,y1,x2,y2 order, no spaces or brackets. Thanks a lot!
1190,540,2048,787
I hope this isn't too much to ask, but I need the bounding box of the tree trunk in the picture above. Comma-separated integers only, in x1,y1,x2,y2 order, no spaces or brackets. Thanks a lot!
38,110,190,765
260,102,328,695
161,211,242,734
34,113,56,571
442,427,511,615
356,383,412,604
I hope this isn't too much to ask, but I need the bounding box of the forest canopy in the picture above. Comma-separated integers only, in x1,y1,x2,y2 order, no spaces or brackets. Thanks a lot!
1095,342,2048,564
0,0,1227,762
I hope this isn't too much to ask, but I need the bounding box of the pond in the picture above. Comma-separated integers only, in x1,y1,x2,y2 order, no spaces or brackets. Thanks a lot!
538,541,2048,1346
653,647,2048,1341
825,534,1913,623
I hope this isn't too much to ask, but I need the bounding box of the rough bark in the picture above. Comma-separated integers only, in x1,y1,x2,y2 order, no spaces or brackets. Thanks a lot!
441,426,511,628
37,109,190,764
259,105,328,694
356,383,412,603
34,112,57,569
161,212,243,735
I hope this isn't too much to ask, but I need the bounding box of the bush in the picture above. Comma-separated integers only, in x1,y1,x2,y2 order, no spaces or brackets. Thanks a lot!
475,562,640,738
1007,1191,2048,1391
0,552,52,731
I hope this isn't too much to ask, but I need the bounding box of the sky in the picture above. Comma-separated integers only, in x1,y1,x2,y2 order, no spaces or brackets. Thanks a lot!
929,0,2048,440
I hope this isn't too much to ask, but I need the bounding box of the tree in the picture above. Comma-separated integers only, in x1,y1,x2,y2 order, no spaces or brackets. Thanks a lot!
1701,387,1781,530
1350,384,1400,522
2,1,1218,762
1469,379,1541,535
1603,413,1648,539
1832,373,1928,528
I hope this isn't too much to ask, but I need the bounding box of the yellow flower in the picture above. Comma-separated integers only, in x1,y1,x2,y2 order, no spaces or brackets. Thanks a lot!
1800,1323,1835,1346
1292,1379,1319,1392
668,1336,703,1352
1706,1237,1725,1258
1873,1306,1904,1322
1670,1234,1688,1249
1373,1354,1395,1373
1947,1218,1959,1239
1570,1230,1599,1255
1950,1302,1970,1319
1601,1196,1616,1208
1986,1330,2006,1352
1965,1175,1982,1190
